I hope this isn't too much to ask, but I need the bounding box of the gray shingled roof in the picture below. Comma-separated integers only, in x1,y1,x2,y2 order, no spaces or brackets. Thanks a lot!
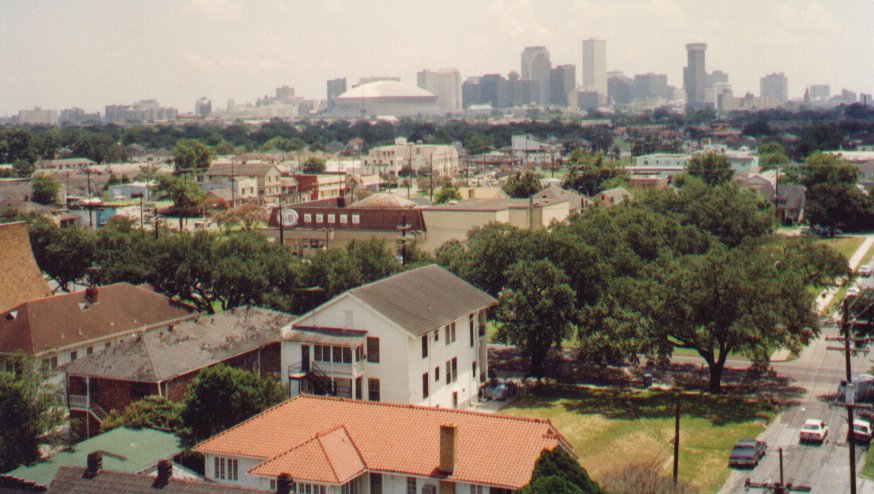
47,466,268,493
347,265,496,337
65,307,293,382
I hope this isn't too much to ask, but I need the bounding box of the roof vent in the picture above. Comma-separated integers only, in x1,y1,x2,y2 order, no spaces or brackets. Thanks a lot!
79,302,90,312
5,310,17,321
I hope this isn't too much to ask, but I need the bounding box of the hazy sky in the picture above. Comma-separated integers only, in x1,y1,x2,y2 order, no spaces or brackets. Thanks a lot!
1,0,872,116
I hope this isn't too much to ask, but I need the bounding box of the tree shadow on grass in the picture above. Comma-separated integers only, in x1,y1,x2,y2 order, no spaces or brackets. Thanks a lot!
511,384,781,426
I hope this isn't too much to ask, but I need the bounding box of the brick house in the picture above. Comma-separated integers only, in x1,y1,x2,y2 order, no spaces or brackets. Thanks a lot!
65,307,293,437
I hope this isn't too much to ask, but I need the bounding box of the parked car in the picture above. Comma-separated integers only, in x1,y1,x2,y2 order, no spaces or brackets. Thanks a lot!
860,265,872,277
800,419,829,443
848,286,860,297
838,374,874,403
728,440,767,467
853,420,872,445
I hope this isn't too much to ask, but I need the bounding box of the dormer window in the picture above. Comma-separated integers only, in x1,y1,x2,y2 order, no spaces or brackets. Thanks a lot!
5,310,17,320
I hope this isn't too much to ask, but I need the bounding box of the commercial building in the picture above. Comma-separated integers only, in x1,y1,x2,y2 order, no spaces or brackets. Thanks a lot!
362,137,459,178
17,107,58,126
521,46,551,105
461,72,533,109
760,73,788,103
59,107,101,124
683,43,708,108
326,78,347,111
105,100,178,123
608,73,634,105
195,97,212,117
809,84,831,102
634,73,668,100
333,81,439,117
549,64,576,106
417,68,462,111
582,38,607,96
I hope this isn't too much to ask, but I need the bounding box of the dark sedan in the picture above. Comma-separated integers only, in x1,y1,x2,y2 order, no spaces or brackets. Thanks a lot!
729,440,767,467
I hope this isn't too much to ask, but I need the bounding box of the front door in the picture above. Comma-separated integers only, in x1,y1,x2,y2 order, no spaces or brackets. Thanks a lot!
302,345,310,373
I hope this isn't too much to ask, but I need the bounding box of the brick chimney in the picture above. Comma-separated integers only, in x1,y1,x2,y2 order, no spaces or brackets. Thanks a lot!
85,287,98,304
439,424,457,475
276,473,293,494
84,451,102,479
153,459,172,488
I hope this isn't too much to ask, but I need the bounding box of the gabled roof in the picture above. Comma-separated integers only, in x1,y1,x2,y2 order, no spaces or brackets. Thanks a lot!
65,307,293,382
194,395,571,489
206,163,280,178
0,222,52,314
533,185,583,210
0,283,192,355
5,428,182,487
344,265,496,337
46,466,269,494
250,426,366,484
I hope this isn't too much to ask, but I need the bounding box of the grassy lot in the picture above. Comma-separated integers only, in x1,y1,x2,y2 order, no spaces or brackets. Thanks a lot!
815,236,865,261
501,384,774,493
862,445,874,479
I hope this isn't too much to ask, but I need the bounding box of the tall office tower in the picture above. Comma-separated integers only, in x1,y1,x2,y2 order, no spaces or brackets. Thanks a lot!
549,64,576,106
581,38,607,96
809,84,830,102
521,46,551,105
760,73,788,103
195,97,212,117
417,68,462,111
707,70,729,87
326,78,347,111
608,74,634,104
275,86,295,101
683,43,707,108
633,73,668,100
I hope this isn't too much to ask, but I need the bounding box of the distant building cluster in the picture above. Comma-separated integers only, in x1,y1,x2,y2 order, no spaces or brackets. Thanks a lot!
105,100,178,123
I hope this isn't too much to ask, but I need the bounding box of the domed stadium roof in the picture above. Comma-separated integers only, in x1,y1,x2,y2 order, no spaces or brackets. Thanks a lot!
337,81,436,100
351,192,418,209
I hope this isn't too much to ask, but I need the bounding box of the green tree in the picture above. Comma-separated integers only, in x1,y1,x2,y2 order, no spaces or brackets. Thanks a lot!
464,132,493,155
231,204,269,230
503,171,543,198
757,141,789,171
157,175,204,212
13,159,33,178
806,182,871,235
304,248,362,304
91,217,157,285
101,395,184,434
433,186,462,204
0,128,37,165
181,364,285,443
495,259,577,377
562,149,628,196
799,152,858,188
302,156,327,174
0,353,66,471
687,151,733,186
519,448,603,494
31,174,60,205
173,139,211,171
346,239,398,283
28,220,95,292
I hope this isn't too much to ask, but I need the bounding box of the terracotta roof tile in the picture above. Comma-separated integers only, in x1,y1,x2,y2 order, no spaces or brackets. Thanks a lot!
0,222,52,314
0,283,193,355
194,395,571,489
250,426,366,483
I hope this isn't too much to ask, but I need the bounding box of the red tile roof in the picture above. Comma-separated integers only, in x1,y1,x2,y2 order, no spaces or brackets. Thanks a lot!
0,283,193,355
194,395,572,489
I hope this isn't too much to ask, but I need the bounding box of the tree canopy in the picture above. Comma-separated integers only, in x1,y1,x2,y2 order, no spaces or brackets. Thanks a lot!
31,175,59,205
503,171,543,198
687,151,733,186
172,139,211,171
562,149,628,196
520,448,603,494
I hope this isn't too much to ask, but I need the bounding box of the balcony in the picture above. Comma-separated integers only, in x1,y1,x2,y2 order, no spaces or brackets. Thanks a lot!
311,359,366,378
68,394,89,409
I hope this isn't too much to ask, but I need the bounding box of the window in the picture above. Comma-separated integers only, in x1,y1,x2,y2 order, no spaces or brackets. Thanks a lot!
471,486,485,494
304,213,312,223
342,347,352,363
314,345,329,362
450,322,456,343
355,345,362,362
341,480,358,494
228,458,238,481
214,457,238,481
422,372,429,399
421,335,428,358
492,489,513,494
435,366,440,382
270,480,276,491
340,214,348,224
434,328,439,342
352,214,360,224
406,477,417,494
368,379,380,401
472,361,477,377
333,346,342,363
86,346,93,356
367,337,380,363
370,473,382,494
70,350,78,362
130,382,149,399
451,358,458,383
328,214,336,223
316,214,324,223
470,314,475,347
105,342,111,349
49,356,58,369
445,360,451,384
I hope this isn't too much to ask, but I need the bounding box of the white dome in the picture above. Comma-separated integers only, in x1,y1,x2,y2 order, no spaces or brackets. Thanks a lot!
337,81,436,100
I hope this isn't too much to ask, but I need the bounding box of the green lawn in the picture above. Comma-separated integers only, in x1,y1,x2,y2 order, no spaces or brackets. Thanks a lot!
501,385,773,493
815,236,865,261
862,444,874,479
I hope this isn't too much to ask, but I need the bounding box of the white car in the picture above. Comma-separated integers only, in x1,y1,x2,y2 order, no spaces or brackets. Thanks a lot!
848,286,860,297
800,419,828,443
860,265,872,277
853,419,872,444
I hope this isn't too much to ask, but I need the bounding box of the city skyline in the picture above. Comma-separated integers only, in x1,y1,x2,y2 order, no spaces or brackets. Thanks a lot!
1,0,872,116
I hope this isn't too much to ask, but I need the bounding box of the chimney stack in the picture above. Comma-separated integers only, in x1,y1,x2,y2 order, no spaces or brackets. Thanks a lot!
153,459,172,488
84,451,102,478
439,424,457,475
85,287,98,304
276,473,293,494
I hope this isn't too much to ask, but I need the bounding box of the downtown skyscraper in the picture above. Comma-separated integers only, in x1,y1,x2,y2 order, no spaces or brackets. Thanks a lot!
521,46,551,105
581,38,607,97
683,43,707,108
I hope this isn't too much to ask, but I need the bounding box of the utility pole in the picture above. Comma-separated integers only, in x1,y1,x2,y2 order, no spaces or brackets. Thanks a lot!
86,168,93,227
774,164,780,221
744,448,812,493
397,213,412,267
673,395,680,485
429,153,434,203
278,198,284,247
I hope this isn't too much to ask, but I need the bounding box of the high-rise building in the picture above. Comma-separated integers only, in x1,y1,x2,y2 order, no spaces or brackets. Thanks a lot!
275,86,295,101
549,64,576,106
59,107,101,124
521,46,551,105
809,84,830,102
608,74,634,105
707,70,729,87
683,43,707,108
760,73,788,104
17,107,58,126
326,78,347,111
581,38,607,96
840,89,858,104
104,100,177,123
633,73,668,100
417,68,462,111
195,97,212,117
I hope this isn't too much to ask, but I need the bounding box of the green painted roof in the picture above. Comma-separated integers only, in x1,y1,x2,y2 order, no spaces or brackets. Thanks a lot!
5,427,183,487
